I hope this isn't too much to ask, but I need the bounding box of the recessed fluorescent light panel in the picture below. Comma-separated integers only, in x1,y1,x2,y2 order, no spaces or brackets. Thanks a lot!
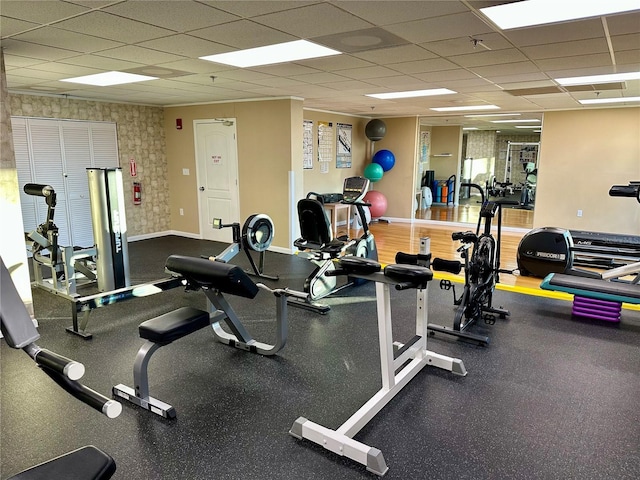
515,125,541,128
556,71,640,86
465,113,520,118
463,127,478,130
431,105,499,112
491,119,540,123
199,40,340,68
579,96,640,105
366,88,456,99
480,0,640,29
61,71,158,86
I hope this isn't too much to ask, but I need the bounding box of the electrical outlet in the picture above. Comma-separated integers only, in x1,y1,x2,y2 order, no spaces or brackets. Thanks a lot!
182,168,189,175
179,208,184,216
577,209,583,217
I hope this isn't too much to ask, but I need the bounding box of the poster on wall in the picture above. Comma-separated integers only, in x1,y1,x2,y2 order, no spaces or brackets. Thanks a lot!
419,131,430,163
303,120,313,169
318,121,333,174
336,123,352,168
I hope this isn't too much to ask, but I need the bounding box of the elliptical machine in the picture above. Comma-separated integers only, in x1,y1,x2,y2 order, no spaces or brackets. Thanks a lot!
290,176,378,313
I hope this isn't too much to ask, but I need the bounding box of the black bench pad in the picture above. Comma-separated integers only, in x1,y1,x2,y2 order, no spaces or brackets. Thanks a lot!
384,264,434,283
9,445,116,480
338,256,381,274
165,255,259,299
139,307,210,344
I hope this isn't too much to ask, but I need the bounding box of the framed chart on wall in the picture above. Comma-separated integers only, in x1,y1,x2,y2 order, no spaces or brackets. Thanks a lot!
303,120,313,169
336,123,352,168
318,121,333,174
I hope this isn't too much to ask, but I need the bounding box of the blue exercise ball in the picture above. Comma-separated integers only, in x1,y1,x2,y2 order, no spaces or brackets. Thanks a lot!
364,163,384,182
365,119,387,141
372,149,395,172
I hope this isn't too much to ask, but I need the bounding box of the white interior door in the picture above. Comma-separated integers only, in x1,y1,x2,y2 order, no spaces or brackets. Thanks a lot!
195,120,239,242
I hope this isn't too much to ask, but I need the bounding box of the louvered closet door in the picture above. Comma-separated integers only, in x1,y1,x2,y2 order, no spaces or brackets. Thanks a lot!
13,118,119,250
26,119,71,247
62,121,96,248
13,118,38,235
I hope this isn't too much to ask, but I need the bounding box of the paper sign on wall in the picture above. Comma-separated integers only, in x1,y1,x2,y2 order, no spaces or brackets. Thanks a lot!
211,154,222,165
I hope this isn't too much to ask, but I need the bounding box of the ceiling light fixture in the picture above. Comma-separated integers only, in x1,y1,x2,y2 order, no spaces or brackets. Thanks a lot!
199,40,341,68
431,105,499,112
463,127,479,130
491,119,541,123
465,113,520,118
60,71,158,86
515,125,541,128
555,71,640,85
579,96,640,105
479,0,640,30
366,88,456,99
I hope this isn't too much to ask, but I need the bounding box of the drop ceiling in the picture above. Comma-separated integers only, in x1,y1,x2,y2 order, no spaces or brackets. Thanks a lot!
2,0,639,132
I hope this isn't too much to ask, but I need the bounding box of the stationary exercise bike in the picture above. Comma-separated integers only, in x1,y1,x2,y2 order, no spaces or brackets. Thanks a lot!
207,214,279,281
290,176,378,313
429,183,518,345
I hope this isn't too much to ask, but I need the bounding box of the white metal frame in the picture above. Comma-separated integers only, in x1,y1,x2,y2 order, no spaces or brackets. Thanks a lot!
290,238,467,476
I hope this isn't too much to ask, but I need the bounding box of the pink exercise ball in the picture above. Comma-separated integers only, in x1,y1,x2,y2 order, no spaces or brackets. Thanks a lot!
363,191,388,218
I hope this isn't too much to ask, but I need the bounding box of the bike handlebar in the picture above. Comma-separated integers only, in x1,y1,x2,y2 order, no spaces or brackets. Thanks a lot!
461,182,485,205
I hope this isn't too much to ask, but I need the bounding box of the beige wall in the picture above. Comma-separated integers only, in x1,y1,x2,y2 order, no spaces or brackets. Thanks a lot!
8,94,168,238
430,125,463,203
534,108,640,234
301,110,368,196
372,116,419,218
164,98,302,248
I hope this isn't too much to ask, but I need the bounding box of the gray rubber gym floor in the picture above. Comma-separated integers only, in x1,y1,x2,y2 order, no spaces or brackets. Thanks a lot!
2,235,640,479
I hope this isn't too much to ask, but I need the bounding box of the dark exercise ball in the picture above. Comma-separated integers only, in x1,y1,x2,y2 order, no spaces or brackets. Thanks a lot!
365,119,387,141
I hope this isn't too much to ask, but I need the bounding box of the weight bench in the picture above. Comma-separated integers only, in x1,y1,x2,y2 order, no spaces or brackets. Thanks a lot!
9,445,116,480
114,255,305,418
540,273,640,322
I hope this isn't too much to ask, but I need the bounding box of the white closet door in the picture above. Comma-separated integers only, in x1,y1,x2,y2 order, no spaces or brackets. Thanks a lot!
12,118,38,235
62,121,94,248
28,119,71,247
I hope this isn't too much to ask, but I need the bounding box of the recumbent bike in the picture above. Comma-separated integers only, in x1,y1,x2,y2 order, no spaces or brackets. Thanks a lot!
289,176,378,314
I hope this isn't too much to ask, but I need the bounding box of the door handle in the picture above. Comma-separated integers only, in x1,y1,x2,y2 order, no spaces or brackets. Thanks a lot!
199,186,205,191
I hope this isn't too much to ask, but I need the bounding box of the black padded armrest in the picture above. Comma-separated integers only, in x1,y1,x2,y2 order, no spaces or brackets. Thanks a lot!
166,255,259,299
9,445,115,480
384,264,433,288
337,256,381,274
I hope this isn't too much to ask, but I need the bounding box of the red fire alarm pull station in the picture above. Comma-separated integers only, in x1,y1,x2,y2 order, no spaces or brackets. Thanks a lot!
129,158,137,177
176,118,183,130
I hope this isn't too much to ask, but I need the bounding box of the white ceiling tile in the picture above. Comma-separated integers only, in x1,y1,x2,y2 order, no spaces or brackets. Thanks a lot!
253,3,372,38
290,71,350,84
490,72,550,84
384,12,493,44
469,61,542,79
448,49,529,68
215,70,274,82
535,54,614,71
57,55,146,71
252,64,322,76
295,54,374,71
611,33,640,52
94,45,185,65
189,20,295,49
364,76,431,89
0,0,89,24
606,11,640,36
0,17,39,37
305,79,374,91
2,54,48,69
504,19,604,47
154,59,235,75
53,11,176,43
616,50,640,66
333,1,468,26
254,77,306,88
1,39,80,60
103,1,239,32
352,45,436,64
522,38,610,60
137,34,231,58
12,27,124,53
412,69,480,82
26,62,101,76
338,65,403,80
202,1,319,18
422,33,513,57
390,58,460,74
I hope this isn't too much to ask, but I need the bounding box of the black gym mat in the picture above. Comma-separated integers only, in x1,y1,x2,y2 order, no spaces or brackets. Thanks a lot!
2,235,639,480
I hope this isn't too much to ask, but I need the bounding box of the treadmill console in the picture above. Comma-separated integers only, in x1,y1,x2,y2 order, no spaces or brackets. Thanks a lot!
342,176,370,204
